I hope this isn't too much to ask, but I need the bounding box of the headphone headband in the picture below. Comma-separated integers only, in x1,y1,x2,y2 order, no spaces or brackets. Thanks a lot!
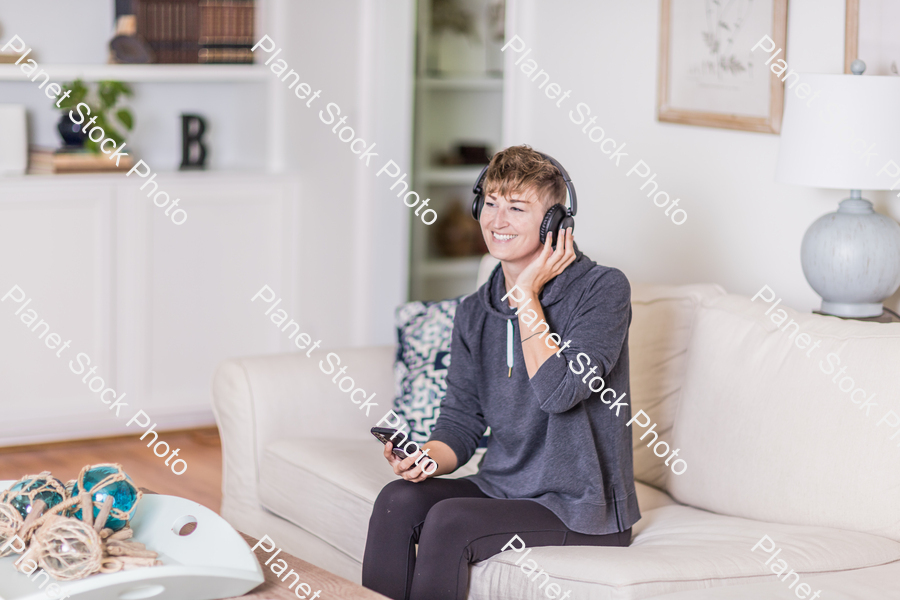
472,151,577,216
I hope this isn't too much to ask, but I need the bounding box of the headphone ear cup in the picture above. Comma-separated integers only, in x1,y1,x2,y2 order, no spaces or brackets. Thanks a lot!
539,205,565,246
559,215,575,236
472,194,484,220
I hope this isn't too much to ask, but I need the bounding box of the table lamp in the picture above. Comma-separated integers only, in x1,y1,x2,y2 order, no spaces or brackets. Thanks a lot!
775,61,900,318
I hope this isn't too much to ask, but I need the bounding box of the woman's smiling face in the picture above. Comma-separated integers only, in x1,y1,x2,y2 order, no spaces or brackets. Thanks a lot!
480,186,549,266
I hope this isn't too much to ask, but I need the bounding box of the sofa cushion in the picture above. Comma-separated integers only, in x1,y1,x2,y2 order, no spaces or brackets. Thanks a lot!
468,503,900,599
647,558,900,599
258,438,485,562
257,438,674,564
629,284,725,490
669,294,900,541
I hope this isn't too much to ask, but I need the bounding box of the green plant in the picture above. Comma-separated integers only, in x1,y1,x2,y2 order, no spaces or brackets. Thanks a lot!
55,79,135,154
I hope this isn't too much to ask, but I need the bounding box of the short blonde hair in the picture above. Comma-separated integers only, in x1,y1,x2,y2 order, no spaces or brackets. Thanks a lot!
482,145,566,211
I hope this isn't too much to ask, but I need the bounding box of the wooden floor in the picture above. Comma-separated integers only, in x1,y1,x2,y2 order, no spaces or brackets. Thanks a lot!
0,428,223,513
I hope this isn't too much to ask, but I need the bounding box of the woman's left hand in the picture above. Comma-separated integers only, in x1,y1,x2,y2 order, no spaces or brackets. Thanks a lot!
515,227,576,297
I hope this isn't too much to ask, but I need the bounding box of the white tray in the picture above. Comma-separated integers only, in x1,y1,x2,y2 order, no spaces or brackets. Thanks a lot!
0,481,264,600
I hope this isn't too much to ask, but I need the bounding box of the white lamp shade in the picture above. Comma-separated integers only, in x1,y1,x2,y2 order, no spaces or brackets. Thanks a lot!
775,74,900,190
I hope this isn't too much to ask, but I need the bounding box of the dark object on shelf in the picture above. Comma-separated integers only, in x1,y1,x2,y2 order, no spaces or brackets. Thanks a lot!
180,114,208,170
134,0,201,64
432,0,477,38
57,113,87,149
131,0,255,64
437,143,491,166
110,34,154,64
459,145,490,164
435,200,488,257
116,0,134,17
110,13,153,64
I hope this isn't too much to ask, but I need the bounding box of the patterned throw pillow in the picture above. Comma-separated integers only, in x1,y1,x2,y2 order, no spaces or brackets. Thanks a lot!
393,296,465,444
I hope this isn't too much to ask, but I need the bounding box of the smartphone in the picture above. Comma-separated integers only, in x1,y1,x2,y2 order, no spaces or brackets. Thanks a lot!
371,427,439,471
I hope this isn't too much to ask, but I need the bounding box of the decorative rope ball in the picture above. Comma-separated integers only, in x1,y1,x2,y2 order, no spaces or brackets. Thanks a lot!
70,464,141,532
33,515,103,581
0,471,67,520
0,503,24,557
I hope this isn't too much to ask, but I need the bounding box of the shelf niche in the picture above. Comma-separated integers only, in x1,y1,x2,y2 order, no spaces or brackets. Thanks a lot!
410,0,506,302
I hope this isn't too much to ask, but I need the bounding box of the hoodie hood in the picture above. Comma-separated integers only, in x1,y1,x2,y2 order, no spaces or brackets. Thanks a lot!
478,242,591,320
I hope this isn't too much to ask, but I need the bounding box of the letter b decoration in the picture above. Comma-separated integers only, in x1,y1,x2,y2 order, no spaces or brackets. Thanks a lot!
180,114,207,170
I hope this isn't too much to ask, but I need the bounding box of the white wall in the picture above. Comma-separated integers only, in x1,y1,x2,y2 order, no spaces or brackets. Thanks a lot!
0,1,113,63
503,0,900,314
276,0,415,347
352,1,416,345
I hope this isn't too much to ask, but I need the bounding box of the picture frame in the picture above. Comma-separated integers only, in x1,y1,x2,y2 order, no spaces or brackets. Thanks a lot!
844,0,900,75
657,0,789,134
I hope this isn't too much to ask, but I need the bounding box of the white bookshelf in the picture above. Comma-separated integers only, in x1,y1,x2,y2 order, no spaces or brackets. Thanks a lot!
0,64,269,83
419,256,484,277
0,0,283,172
419,166,486,185
409,0,506,301
0,0,417,443
417,76,502,91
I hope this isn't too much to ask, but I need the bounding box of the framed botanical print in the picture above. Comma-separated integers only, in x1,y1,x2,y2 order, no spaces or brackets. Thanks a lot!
845,0,900,75
658,0,789,133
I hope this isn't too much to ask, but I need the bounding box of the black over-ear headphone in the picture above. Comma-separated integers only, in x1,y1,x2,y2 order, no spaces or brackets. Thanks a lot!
471,151,577,247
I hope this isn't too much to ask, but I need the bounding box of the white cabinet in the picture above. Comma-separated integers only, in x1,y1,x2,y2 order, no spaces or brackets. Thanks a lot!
0,172,299,446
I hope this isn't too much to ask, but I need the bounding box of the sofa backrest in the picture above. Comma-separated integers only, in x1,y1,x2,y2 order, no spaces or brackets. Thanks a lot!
629,283,726,489
476,254,500,287
668,293,900,541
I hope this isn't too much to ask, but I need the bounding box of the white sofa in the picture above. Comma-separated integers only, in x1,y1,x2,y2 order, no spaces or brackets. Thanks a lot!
211,270,900,599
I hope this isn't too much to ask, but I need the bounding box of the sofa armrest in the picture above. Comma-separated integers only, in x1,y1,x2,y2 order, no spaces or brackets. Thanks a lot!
211,345,396,515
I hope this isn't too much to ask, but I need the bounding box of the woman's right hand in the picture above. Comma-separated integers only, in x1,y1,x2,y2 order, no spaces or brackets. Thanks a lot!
384,441,431,483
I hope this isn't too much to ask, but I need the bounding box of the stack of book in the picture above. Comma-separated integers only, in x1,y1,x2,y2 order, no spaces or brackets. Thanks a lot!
29,148,135,175
199,0,256,64
132,0,255,64
135,0,202,64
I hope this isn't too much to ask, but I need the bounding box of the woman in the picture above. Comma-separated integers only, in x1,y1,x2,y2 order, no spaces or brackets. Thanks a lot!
362,146,639,600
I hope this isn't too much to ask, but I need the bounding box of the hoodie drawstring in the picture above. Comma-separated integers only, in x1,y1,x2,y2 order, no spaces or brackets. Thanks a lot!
507,319,514,377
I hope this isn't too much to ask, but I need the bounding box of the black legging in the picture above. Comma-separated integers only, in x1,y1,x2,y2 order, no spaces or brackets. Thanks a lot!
362,477,631,600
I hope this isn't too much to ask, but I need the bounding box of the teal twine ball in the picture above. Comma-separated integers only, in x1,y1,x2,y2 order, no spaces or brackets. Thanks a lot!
4,475,66,520
71,466,139,531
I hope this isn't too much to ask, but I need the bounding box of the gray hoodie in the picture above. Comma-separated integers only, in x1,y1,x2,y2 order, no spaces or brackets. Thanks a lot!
429,247,640,535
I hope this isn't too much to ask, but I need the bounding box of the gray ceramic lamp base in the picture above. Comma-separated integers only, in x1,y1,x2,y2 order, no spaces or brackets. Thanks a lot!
801,194,900,318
